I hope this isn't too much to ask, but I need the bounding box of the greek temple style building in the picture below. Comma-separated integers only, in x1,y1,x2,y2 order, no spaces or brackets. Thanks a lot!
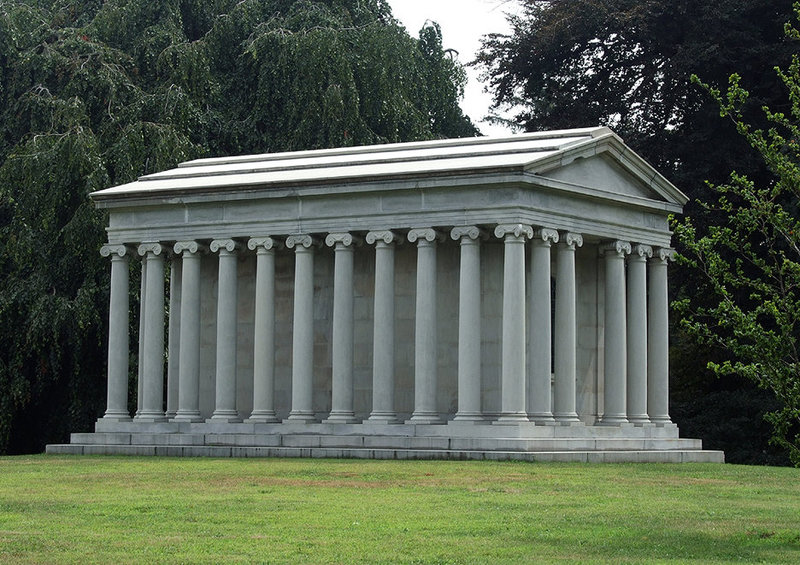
48,128,723,462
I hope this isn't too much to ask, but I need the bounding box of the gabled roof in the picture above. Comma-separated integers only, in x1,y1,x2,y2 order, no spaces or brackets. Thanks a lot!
90,127,687,208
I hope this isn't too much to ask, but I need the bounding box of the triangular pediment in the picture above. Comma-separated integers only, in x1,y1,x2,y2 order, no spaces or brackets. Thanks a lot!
542,153,664,201
524,132,687,207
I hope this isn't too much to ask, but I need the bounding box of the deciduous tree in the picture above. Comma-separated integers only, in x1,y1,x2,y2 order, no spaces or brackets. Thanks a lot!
675,5,800,463
0,0,475,453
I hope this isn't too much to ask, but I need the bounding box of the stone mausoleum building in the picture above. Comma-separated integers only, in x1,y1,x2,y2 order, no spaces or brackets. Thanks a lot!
48,128,724,462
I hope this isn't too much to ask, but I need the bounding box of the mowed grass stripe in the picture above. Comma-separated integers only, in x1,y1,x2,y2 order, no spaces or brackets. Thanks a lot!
0,456,798,564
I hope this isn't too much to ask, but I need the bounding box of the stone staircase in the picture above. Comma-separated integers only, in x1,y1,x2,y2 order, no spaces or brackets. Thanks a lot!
46,421,724,463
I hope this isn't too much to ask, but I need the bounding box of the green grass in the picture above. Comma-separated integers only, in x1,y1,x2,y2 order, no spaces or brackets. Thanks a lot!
0,456,798,564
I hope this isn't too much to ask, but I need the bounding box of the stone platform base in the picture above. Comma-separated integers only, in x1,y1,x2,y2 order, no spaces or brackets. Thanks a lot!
46,421,725,463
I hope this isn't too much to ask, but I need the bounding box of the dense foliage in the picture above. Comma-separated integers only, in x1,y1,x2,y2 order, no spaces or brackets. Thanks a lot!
476,0,795,191
477,0,798,464
0,0,476,453
675,7,800,464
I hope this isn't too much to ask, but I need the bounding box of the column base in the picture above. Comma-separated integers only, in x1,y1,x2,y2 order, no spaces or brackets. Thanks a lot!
101,411,132,422
597,415,629,426
528,412,556,425
284,411,317,423
453,412,486,422
367,411,401,424
322,411,360,424
207,410,242,423
627,414,651,425
553,412,581,425
245,411,280,424
406,412,443,425
133,411,167,423
171,411,204,423
652,419,677,429
165,411,177,419
494,412,529,424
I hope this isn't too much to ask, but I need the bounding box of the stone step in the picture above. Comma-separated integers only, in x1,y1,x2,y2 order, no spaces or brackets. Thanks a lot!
46,443,725,463
68,432,704,452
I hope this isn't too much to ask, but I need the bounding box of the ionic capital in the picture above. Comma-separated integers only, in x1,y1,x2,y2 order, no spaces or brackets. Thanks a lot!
248,237,280,252
654,247,676,262
174,241,208,255
366,230,401,245
285,234,320,250
494,223,534,240
210,239,242,254
137,242,164,257
450,226,487,242
534,228,560,244
562,232,584,249
325,232,362,248
631,244,653,260
602,240,631,257
100,244,131,259
407,228,444,244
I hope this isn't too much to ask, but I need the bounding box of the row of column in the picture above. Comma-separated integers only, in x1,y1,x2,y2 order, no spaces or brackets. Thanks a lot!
99,225,674,426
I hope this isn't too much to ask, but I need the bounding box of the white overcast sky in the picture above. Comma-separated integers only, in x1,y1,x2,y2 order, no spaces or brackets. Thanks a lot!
387,0,519,136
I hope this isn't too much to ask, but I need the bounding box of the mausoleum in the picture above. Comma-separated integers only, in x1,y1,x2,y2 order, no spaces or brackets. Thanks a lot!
47,127,724,462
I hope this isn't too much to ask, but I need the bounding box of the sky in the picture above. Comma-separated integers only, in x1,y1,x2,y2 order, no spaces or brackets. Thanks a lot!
387,0,519,136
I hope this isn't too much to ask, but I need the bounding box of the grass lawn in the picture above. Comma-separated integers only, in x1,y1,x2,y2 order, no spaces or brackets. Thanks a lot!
0,456,798,564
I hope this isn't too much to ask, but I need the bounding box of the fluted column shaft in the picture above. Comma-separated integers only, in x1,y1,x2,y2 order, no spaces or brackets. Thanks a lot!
601,240,631,425
452,226,484,422
173,242,204,422
407,228,443,424
627,245,652,424
101,245,132,421
166,257,182,419
528,229,558,423
553,233,583,423
135,243,166,422
286,235,317,422
648,248,674,424
324,233,359,423
367,231,399,423
495,224,533,423
246,238,279,423
209,239,241,422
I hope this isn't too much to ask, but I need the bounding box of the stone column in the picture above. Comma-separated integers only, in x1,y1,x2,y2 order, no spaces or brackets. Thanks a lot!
285,234,318,422
648,248,675,425
366,230,400,423
451,226,485,422
208,239,242,423
407,228,444,424
136,257,146,416
245,237,279,423
600,240,631,425
528,228,559,423
553,232,583,423
165,256,182,419
100,244,132,421
495,224,533,423
324,232,361,424
627,244,652,424
135,242,167,422
172,241,205,422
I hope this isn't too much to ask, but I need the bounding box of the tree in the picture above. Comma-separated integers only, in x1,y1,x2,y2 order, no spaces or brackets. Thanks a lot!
475,0,796,192
476,0,798,464
0,0,476,454
675,4,800,465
